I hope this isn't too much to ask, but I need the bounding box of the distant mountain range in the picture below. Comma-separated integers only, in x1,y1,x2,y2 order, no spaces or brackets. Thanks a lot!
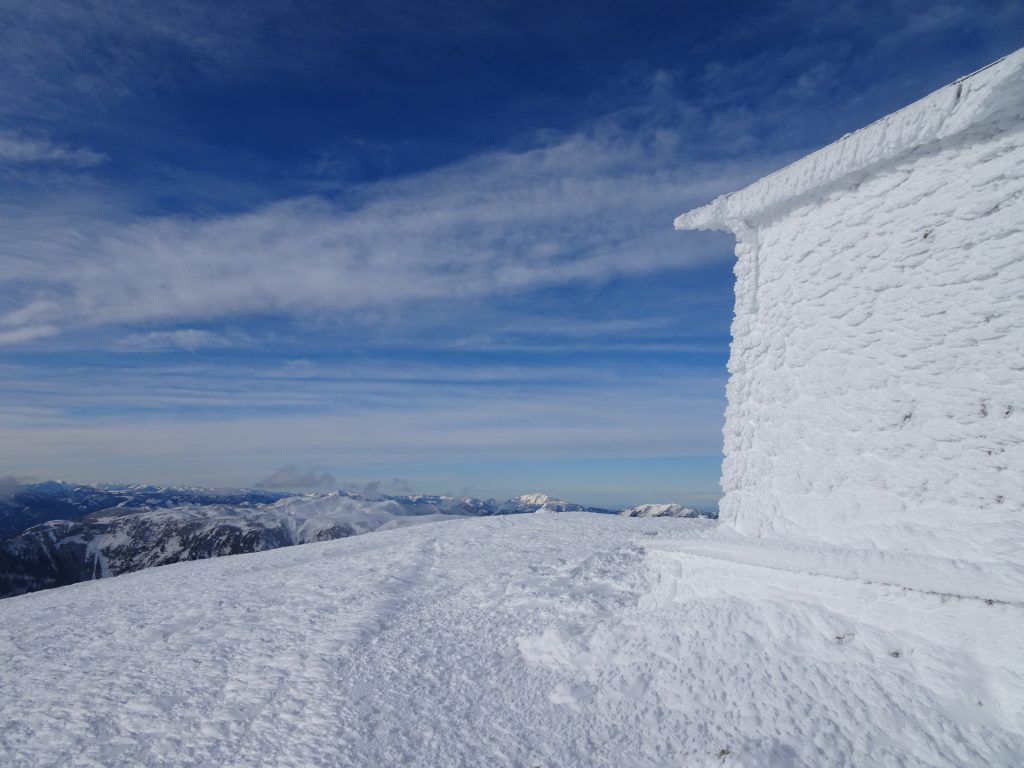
0,481,288,540
0,482,713,599
618,503,705,518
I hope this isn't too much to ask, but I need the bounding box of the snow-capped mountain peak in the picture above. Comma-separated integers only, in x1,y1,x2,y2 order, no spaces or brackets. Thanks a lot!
620,503,707,518
516,493,553,506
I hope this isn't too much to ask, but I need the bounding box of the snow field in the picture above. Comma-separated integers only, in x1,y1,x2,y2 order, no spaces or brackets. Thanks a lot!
1,513,1021,767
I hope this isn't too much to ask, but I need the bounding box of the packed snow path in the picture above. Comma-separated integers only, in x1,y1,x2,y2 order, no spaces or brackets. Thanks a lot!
2,514,1022,767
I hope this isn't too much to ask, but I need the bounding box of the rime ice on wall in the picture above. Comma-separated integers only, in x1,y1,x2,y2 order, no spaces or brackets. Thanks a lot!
676,49,1024,566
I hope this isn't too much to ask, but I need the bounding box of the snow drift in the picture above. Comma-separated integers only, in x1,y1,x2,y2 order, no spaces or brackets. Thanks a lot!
1,514,1021,767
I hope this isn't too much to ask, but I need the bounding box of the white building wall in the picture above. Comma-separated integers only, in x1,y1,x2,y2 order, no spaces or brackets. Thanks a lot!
677,50,1024,566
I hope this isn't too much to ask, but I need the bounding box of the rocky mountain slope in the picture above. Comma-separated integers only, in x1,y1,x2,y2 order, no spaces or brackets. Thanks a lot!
0,481,287,539
1,485,708,599
620,503,704,518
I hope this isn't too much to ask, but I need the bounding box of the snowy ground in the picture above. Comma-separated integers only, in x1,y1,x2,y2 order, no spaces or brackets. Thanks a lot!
1,513,1022,767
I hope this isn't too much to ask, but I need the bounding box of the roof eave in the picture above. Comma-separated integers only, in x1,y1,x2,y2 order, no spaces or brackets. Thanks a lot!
675,46,1024,234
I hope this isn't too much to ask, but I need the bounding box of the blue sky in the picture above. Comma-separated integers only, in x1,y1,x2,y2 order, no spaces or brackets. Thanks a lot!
1,0,1021,507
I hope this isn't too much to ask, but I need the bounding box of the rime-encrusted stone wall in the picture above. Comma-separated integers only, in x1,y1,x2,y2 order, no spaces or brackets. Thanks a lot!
676,49,1024,564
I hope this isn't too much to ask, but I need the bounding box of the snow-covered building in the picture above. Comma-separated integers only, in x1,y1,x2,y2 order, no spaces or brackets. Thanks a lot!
675,49,1024,571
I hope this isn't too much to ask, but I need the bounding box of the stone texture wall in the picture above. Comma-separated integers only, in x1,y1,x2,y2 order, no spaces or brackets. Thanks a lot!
677,49,1024,565
722,122,1023,562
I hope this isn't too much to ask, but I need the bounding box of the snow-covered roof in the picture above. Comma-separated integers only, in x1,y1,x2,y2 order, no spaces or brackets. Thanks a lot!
675,46,1024,232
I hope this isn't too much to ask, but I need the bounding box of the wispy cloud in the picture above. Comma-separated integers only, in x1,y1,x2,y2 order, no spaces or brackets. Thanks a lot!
7,1,1011,348
0,357,728,416
0,132,106,167
0,0,537,121
0,105,759,345
0,324,60,345
689,0,1024,146
116,329,250,352
0,379,725,480
0,475,25,499
256,464,336,490
0,356,727,480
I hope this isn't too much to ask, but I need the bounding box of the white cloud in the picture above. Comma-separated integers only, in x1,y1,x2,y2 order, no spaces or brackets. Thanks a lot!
0,357,727,415
0,475,25,499
256,464,336,490
0,132,106,167
0,117,757,345
0,356,727,479
0,370,726,477
116,329,250,352
0,324,59,345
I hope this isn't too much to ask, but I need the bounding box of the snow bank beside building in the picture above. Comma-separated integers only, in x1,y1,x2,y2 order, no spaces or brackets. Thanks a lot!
675,49,1024,585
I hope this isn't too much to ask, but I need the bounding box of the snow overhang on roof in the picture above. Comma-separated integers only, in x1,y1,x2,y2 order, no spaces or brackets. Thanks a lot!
675,46,1024,233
